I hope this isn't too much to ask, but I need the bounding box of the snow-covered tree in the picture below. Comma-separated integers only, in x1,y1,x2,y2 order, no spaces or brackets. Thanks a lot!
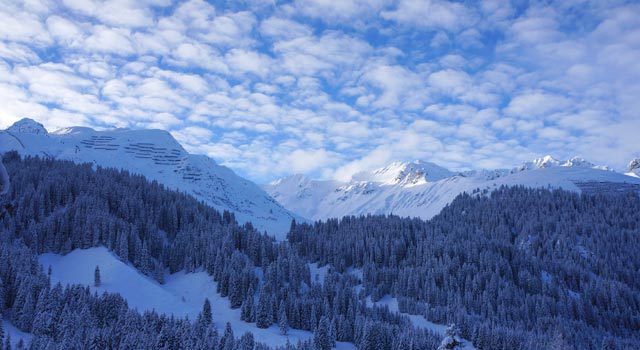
438,324,463,350
314,316,331,350
202,298,212,326
278,301,288,336
94,266,101,287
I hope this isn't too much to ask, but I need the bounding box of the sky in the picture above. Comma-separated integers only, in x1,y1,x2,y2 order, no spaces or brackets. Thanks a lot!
0,0,639,183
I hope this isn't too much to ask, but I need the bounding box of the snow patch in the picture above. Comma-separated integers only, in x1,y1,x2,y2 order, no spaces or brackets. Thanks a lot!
2,318,32,348
308,263,330,286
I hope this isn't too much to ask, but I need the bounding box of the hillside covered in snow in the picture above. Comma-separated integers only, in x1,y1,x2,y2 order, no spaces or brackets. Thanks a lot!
265,156,640,221
0,118,301,238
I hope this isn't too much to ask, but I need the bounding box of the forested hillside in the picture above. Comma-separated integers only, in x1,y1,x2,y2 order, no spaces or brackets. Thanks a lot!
0,153,440,349
1,152,639,349
289,187,640,349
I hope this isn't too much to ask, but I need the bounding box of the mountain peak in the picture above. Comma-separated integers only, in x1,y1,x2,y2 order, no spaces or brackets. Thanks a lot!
8,118,48,135
517,155,608,172
269,173,310,187
353,160,454,186
532,155,562,168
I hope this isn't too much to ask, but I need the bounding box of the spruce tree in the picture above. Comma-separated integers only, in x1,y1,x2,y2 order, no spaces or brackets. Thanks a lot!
94,266,101,287
314,316,331,350
278,301,288,336
255,289,271,329
202,298,212,326
219,322,234,350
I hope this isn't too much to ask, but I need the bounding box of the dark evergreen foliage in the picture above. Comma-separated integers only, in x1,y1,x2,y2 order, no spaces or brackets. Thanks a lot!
288,186,640,350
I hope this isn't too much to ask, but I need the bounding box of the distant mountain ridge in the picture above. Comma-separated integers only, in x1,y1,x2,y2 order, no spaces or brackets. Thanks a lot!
1,118,302,238
265,156,640,221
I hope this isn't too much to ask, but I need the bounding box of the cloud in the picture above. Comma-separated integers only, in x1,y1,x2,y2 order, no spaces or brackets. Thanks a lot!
360,64,427,109
0,0,638,182
273,31,372,77
504,91,571,119
294,0,391,24
47,16,85,46
428,69,471,97
381,0,475,32
225,49,272,77
85,26,136,55
0,4,51,44
260,17,313,40
279,148,341,174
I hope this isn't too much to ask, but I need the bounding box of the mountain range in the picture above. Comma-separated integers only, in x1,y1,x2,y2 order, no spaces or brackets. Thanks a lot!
264,156,640,222
3,118,639,232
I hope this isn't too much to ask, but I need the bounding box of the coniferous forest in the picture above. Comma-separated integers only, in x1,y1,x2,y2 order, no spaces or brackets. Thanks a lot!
1,152,639,349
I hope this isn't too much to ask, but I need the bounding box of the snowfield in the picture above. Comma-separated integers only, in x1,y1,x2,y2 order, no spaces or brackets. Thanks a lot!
39,247,356,349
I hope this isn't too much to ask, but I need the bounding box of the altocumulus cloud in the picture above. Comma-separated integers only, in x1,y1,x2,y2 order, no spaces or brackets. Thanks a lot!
0,0,639,182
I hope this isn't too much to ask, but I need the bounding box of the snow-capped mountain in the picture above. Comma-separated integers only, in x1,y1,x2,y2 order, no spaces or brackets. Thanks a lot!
627,158,640,178
264,157,640,221
515,155,612,171
351,160,455,185
0,118,301,238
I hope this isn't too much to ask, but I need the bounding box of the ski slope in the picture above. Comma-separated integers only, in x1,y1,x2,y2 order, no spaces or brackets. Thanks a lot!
265,157,640,221
39,247,356,349
0,118,302,238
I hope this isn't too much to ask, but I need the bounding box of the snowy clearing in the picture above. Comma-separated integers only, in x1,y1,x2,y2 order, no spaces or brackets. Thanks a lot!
39,247,355,349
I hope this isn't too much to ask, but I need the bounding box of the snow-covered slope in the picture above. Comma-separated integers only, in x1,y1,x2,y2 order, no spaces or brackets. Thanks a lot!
0,118,301,238
626,158,640,178
265,157,640,221
39,247,360,349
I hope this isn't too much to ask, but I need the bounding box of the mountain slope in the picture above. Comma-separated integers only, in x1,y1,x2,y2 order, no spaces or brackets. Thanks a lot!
627,158,640,178
0,118,301,238
39,247,330,349
265,157,640,221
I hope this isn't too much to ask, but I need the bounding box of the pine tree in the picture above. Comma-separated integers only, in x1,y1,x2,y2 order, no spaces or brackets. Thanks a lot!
255,289,271,329
202,298,212,326
314,316,331,350
438,324,463,350
219,322,234,350
94,265,101,287
238,332,255,350
241,286,255,322
278,301,289,336
229,274,243,309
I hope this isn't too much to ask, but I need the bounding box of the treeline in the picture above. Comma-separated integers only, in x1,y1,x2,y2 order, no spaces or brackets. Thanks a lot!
0,153,440,349
288,186,640,350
